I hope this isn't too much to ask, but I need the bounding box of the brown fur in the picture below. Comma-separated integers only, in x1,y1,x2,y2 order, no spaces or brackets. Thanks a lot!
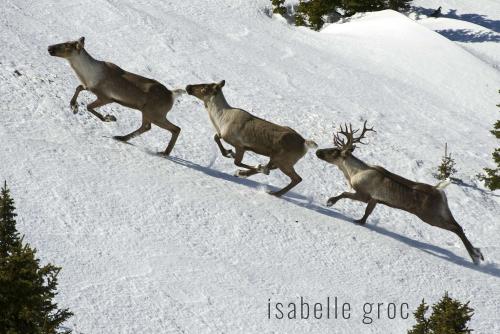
316,123,483,264
48,37,183,155
186,80,317,197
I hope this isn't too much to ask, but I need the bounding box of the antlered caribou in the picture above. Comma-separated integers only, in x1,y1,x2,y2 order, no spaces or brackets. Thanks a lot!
316,122,484,264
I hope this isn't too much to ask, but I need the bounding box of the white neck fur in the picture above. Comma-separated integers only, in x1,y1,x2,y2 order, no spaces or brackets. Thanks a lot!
67,49,104,88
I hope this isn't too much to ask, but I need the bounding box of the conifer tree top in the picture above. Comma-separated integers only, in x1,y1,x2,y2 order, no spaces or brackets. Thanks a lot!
0,181,20,257
0,181,73,333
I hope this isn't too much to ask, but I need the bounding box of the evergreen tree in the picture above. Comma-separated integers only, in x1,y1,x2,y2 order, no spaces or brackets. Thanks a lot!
342,0,386,17
479,91,500,190
408,300,430,334
295,0,340,30
294,10,307,27
407,292,474,334
436,143,457,180
0,181,21,257
272,0,287,15
291,0,413,30
428,293,474,333
0,182,73,334
387,0,412,11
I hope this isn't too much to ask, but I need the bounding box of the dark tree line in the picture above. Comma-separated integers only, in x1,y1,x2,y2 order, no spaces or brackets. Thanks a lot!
272,0,412,30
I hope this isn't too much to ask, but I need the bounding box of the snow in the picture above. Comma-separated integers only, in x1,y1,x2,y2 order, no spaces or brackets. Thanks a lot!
410,1,500,69
412,0,500,28
0,0,499,333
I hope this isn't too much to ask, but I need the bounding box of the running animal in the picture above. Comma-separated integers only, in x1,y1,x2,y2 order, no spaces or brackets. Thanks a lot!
316,121,484,264
186,80,317,197
48,37,184,155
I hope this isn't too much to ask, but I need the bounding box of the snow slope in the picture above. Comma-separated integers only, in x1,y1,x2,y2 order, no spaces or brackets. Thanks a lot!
412,0,500,31
0,1,499,333
418,17,500,68
410,0,500,69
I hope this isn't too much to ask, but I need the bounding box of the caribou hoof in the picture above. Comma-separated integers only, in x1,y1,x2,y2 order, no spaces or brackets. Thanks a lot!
267,190,283,197
234,169,248,178
354,219,366,225
113,135,127,142
257,164,270,175
225,150,236,158
70,103,78,114
326,197,337,207
104,114,117,122
472,248,484,265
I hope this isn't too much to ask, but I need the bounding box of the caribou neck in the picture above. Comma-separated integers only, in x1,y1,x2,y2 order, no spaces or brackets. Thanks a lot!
67,49,103,87
206,91,231,111
204,91,233,134
340,154,369,180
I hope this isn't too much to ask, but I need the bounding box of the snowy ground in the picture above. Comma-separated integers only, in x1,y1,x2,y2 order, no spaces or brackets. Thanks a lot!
412,0,500,69
0,0,499,333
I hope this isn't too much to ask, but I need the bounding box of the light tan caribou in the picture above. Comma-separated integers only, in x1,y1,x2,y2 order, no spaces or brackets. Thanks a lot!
186,80,317,197
316,122,484,264
48,37,184,155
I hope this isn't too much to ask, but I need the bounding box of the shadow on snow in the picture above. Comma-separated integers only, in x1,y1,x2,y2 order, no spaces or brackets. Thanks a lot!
162,154,499,278
413,7,500,33
435,29,500,43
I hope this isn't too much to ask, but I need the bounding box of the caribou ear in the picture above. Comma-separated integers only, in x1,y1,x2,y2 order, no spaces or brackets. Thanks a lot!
341,147,354,157
77,37,85,50
217,80,225,88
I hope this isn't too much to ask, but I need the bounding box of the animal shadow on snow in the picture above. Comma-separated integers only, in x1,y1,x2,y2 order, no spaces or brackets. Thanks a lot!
287,194,500,278
413,7,500,34
160,155,308,202
159,154,499,277
436,29,500,43
366,224,500,278
452,178,500,198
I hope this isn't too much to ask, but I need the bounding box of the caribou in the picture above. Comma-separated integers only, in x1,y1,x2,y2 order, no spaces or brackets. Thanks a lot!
185,80,317,197
316,121,484,264
48,37,184,155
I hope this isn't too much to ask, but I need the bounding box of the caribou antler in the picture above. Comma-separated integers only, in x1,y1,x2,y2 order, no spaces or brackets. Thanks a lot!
333,121,375,151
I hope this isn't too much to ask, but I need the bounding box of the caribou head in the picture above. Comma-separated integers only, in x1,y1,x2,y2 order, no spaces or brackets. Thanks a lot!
316,121,375,165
